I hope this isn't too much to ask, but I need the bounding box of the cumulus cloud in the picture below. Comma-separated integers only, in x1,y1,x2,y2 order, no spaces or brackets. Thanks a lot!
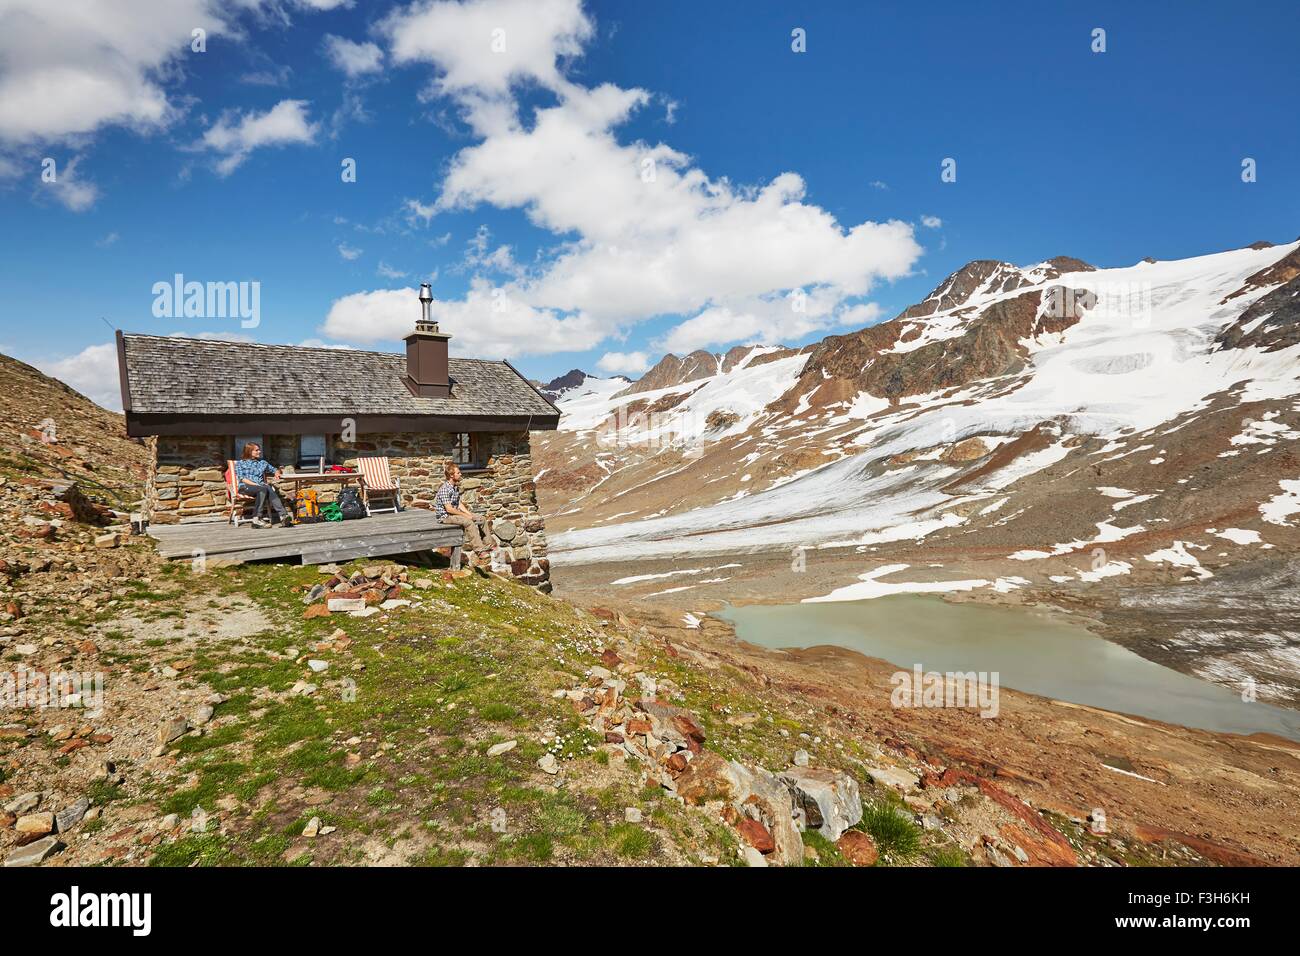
323,0,922,359
199,99,318,176
322,281,605,357
838,302,886,328
377,261,408,279
0,0,232,146
324,35,384,77
337,241,363,260
920,214,942,228
596,351,649,375
37,342,122,410
380,0,592,109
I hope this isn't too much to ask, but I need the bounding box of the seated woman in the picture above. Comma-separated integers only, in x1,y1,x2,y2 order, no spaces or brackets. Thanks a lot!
234,442,294,528
434,462,493,561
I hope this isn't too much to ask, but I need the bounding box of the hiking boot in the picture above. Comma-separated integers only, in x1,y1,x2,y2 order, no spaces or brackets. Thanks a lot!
251,517,270,528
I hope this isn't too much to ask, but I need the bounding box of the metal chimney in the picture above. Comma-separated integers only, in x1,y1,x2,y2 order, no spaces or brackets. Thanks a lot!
417,282,436,331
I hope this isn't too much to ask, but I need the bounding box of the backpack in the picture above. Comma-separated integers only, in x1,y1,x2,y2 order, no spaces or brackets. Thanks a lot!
295,489,320,519
320,502,343,522
338,487,365,520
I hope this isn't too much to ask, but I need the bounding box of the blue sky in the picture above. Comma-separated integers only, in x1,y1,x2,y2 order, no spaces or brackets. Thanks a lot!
0,0,1296,409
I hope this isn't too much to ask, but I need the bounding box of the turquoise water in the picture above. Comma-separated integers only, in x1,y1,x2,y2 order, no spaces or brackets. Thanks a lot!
717,596,1300,742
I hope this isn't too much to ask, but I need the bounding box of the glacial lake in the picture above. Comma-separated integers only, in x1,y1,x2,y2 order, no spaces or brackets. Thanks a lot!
717,595,1300,743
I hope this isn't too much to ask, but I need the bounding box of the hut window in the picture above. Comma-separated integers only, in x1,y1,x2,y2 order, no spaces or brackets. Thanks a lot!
298,434,327,469
451,432,477,466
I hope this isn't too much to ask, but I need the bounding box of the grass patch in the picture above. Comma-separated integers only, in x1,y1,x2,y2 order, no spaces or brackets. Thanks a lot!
861,803,922,863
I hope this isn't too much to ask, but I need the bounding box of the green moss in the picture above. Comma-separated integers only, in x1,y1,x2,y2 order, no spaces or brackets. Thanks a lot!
149,834,230,867
607,822,655,859
171,724,244,755
801,829,849,866
477,702,517,722
927,845,968,867
414,845,470,866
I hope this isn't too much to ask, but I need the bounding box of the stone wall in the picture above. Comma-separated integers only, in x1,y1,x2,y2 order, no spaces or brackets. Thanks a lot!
144,431,550,589
342,430,549,591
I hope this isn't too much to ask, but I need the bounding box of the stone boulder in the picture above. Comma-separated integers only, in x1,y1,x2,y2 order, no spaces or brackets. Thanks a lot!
727,762,803,866
778,767,863,840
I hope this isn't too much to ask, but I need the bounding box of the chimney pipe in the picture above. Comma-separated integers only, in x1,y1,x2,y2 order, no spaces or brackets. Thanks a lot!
418,282,435,330
404,283,452,398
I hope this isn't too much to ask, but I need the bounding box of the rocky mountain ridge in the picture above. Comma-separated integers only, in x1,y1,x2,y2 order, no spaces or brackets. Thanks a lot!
537,239,1300,711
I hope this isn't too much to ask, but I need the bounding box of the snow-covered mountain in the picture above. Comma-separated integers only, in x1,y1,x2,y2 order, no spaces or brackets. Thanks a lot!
537,239,1300,573
538,369,630,402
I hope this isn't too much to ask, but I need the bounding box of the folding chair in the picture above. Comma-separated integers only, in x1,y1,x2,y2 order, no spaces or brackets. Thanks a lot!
225,460,259,526
356,457,402,516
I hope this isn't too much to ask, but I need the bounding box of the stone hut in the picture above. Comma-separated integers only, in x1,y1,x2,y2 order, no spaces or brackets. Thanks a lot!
113,294,560,588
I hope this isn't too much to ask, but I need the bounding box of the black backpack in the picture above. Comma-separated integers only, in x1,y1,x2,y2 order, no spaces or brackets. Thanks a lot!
338,487,366,520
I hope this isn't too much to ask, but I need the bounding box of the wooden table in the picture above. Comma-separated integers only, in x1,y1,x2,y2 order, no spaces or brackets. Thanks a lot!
272,471,366,516
275,470,365,490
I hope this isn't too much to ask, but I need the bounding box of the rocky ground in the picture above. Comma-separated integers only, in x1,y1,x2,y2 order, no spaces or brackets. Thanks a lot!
4,349,1296,868
11,530,1268,868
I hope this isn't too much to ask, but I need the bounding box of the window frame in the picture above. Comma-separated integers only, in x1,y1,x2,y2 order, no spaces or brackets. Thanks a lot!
297,433,328,469
450,432,482,469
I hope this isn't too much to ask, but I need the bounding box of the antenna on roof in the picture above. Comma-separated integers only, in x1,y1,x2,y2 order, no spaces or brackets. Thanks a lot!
100,316,116,331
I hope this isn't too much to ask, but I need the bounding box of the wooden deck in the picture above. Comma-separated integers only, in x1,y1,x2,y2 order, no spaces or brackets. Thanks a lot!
147,511,463,566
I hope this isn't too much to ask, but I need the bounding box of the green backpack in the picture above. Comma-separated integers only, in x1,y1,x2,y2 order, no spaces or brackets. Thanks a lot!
320,501,344,522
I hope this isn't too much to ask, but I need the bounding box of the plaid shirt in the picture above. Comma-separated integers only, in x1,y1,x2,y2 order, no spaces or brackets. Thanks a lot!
433,480,460,519
234,458,276,485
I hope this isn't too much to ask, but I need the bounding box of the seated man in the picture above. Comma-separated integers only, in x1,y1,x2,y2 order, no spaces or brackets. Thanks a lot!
434,462,492,561
234,442,294,528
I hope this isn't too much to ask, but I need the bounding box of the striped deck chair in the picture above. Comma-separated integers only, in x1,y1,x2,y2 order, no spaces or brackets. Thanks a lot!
225,460,259,526
357,457,402,516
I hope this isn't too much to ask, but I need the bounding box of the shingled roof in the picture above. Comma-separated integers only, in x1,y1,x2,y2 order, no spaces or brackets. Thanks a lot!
117,333,560,437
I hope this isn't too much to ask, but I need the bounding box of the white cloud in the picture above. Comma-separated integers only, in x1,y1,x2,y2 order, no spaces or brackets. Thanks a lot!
0,0,231,146
377,261,408,279
95,231,120,247
199,99,318,176
403,197,437,225
658,293,887,354
322,281,605,357
37,342,121,411
324,35,384,77
330,0,922,360
920,214,942,228
596,351,649,374
43,155,99,212
337,241,363,260
380,0,592,111
838,302,886,327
